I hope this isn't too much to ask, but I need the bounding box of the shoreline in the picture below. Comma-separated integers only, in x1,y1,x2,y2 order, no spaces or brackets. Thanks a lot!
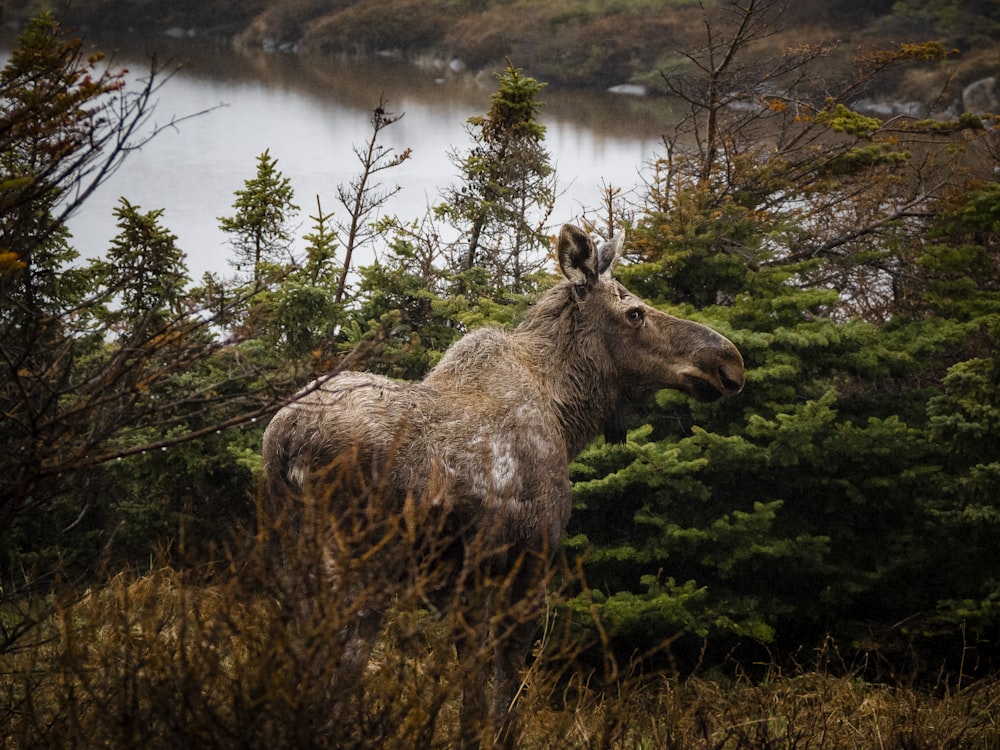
4,5,991,117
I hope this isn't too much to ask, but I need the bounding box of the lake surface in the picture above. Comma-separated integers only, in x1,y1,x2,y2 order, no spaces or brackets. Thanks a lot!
5,33,680,277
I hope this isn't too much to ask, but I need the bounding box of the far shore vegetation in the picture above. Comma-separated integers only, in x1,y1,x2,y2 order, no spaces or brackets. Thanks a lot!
4,0,999,97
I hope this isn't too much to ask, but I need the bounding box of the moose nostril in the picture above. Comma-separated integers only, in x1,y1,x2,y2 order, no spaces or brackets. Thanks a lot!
720,366,744,394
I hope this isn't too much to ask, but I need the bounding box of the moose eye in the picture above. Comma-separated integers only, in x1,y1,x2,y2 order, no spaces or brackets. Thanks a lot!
627,308,644,324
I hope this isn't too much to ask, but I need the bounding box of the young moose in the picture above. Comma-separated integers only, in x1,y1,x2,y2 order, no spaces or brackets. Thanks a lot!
262,224,745,747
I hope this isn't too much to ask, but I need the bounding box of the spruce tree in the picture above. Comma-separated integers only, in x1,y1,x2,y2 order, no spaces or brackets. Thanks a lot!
219,149,299,285
441,61,556,293
559,0,1000,671
100,198,188,330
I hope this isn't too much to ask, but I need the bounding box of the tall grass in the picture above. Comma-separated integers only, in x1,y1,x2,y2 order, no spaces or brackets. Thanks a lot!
2,493,999,749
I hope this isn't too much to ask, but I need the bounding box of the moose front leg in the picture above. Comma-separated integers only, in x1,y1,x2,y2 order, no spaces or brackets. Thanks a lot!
453,590,538,750
491,612,539,749
453,590,493,749
489,550,550,749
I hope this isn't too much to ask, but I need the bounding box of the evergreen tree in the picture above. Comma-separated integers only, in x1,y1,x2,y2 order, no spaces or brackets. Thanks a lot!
219,149,299,285
1,14,155,540
301,196,339,287
346,230,461,380
560,0,1000,674
0,22,307,589
263,197,342,360
0,12,142,271
440,61,556,292
98,198,189,330
902,182,1000,648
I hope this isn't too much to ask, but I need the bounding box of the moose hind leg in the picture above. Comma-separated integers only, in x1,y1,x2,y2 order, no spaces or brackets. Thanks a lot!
319,601,385,739
337,604,384,688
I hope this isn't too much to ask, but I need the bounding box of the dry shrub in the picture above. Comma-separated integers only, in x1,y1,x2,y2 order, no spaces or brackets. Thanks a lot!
0,474,574,749
444,5,555,71
2,483,1000,749
301,0,452,55
233,0,335,50
445,5,692,86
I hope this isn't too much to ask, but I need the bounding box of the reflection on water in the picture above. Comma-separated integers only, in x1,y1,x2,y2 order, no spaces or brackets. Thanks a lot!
4,32,679,277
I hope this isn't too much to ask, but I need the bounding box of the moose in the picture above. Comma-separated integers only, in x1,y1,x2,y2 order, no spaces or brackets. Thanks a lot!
261,224,745,747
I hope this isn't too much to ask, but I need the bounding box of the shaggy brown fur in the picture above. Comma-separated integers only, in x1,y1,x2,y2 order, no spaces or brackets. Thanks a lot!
262,224,744,748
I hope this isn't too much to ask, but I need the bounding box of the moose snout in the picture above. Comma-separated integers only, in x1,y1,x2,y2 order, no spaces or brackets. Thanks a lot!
669,324,746,402
715,338,745,396
688,338,744,401
719,359,745,395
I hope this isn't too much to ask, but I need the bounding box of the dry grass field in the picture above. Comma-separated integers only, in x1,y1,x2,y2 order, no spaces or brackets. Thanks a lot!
3,514,998,749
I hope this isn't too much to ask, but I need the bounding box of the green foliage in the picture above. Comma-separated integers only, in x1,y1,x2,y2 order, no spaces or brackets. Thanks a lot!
822,142,910,175
470,62,547,144
300,197,340,286
917,243,997,319
623,203,760,309
440,61,556,292
267,281,341,358
6,1,1000,693
815,103,883,138
0,13,125,252
245,201,344,361
341,222,546,380
945,182,1000,230
0,21,320,589
218,149,299,284
561,41,1000,667
346,245,460,379
96,199,189,328
567,366,937,656
920,347,1000,625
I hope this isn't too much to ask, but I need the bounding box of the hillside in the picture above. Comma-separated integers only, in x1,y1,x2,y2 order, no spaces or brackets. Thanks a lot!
4,0,999,102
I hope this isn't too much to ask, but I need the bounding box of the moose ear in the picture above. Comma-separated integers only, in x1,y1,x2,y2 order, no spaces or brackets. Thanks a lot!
597,233,624,278
557,224,599,286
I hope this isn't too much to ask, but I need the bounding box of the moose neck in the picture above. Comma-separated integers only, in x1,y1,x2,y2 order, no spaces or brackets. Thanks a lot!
514,282,625,458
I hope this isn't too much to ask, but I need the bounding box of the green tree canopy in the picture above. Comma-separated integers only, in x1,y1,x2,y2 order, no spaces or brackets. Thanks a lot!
440,61,556,293
219,148,299,285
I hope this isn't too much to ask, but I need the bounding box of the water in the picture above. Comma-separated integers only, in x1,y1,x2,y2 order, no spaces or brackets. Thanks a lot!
6,33,678,277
